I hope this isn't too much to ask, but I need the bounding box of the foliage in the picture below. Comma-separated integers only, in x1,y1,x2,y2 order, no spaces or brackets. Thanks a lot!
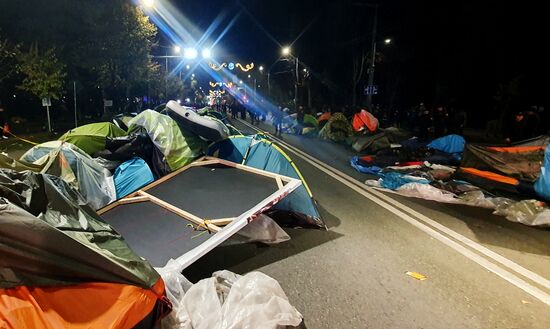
0,34,19,83
17,44,66,100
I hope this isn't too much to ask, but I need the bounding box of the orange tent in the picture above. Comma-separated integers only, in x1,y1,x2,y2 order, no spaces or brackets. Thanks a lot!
352,110,379,133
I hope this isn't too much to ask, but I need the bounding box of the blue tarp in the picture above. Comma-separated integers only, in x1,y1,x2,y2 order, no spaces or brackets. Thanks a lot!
534,145,550,201
113,157,155,198
208,135,325,228
350,156,382,175
428,135,466,155
379,172,430,190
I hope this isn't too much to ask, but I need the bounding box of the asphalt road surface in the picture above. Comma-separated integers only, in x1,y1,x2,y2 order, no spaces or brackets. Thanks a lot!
185,117,550,329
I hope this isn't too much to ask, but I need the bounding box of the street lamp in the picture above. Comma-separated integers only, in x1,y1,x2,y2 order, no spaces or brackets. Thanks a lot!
184,47,198,59
259,65,264,72
384,38,392,45
201,48,212,59
173,45,181,53
281,46,291,56
142,0,154,8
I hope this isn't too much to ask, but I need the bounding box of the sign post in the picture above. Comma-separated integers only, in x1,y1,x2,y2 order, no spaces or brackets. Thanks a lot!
103,99,113,116
42,97,52,132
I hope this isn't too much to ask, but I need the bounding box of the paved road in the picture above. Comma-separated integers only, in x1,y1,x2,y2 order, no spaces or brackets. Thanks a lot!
185,117,550,328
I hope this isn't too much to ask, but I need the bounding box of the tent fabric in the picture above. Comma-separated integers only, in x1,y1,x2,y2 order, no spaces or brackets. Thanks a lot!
96,133,170,178
303,114,319,128
208,135,325,228
114,157,155,198
59,122,126,156
460,143,544,182
318,112,332,123
19,141,116,210
128,110,206,172
427,135,466,154
534,145,550,200
352,110,379,133
0,281,162,329
318,112,353,142
0,153,43,172
352,132,391,153
0,170,160,288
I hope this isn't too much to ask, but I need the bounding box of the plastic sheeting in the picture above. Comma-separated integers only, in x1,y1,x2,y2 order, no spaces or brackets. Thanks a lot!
19,141,116,210
534,145,550,201
365,181,550,227
128,110,206,172
157,265,303,329
113,157,155,198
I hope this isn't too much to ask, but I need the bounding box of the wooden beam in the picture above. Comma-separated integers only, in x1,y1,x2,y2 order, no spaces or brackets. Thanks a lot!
140,156,206,192
275,176,284,189
118,196,149,205
97,200,121,215
137,191,221,233
204,156,292,182
208,217,236,226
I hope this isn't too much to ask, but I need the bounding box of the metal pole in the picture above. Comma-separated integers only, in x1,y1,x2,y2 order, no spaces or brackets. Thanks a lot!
366,5,378,109
267,72,271,98
294,57,299,110
73,81,77,127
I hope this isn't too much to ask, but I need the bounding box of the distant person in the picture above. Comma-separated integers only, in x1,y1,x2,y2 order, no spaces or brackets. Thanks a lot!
0,105,9,139
274,106,283,135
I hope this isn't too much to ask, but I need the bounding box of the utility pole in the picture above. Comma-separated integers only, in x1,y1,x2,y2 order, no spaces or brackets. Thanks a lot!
294,56,299,110
366,4,378,109
73,81,78,127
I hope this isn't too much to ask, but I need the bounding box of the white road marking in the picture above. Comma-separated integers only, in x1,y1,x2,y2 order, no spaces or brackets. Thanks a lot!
238,119,550,306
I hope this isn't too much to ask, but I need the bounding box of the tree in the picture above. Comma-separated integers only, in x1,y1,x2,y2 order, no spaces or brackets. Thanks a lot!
351,50,367,107
18,44,66,100
0,35,19,84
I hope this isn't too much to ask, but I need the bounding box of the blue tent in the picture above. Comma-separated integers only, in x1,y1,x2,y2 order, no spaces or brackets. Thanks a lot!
113,157,155,198
535,145,550,201
208,135,325,228
428,134,466,155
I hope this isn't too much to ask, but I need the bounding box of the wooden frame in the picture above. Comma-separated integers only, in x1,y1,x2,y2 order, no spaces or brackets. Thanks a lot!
97,157,302,269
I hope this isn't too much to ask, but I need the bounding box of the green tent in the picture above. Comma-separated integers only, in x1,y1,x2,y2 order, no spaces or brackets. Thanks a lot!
318,112,353,142
128,110,206,171
59,122,126,155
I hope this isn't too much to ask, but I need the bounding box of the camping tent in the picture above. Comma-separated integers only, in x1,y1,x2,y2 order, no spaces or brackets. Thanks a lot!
208,135,325,228
59,122,126,156
128,110,206,172
352,110,379,133
113,113,137,131
0,170,169,328
457,138,549,198
113,157,155,198
352,131,391,153
18,141,116,209
318,112,353,142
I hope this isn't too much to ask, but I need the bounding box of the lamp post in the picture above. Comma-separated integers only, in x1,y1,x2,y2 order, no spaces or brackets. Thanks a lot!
366,5,378,109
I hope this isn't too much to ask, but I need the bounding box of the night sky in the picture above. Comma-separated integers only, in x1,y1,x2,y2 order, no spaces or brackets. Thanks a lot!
164,0,548,121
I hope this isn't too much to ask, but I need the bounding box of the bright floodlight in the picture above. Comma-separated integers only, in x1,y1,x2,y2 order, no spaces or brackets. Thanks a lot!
185,64,190,70
142,0,154,8
201,48,212,59
384,38,392,45
173,46,181,53
281,46,291,56
191,73,195,78
239,80,243,84
259,65,264,71
184,48,198,59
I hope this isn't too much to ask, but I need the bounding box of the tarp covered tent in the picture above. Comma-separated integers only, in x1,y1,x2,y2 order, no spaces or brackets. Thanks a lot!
427,134,466,155
59,122,126,156
352,110,379,133
318,112,353,143
128,110,206,172
0,170,169,328
457,138,549,198
208,135,325,228
303,114,319,128
113,157,155,198
352,131,391,153
18,141,116,209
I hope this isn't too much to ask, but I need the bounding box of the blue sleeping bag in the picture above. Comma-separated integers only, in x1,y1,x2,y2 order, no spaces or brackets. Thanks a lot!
427,135,466,154
114,157,155,198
